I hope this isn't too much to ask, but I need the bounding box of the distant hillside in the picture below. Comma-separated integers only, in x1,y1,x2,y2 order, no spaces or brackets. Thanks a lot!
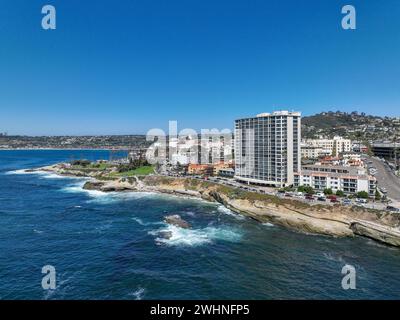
302,111,400,142
0,135,150,149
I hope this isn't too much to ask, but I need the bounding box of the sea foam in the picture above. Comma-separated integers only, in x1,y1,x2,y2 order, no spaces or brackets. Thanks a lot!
262,222,274,227
5,169,33,175
132,217,163,227
129,287,145,300
5,168,78,180
150,224,242,247
217,205,245,220
61,181,156,204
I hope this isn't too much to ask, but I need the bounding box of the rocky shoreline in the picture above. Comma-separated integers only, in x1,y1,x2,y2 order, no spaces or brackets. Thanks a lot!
38,163,400,247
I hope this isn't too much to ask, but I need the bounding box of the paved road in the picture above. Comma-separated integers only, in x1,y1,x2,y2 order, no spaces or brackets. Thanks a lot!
164,172,393,209
367,156,400,201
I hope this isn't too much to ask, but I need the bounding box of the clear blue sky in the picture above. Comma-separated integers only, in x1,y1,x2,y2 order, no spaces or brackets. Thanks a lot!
1,0,399,135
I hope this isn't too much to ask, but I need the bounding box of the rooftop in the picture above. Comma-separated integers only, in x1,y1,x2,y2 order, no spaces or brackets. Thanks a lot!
256,111,301,117
302,164,366,175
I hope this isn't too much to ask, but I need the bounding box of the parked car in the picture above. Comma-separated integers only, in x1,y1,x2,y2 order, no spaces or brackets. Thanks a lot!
355,198,368,204
305,194,314,200
317,196,326,202
342,199,352,205
386,206,400,212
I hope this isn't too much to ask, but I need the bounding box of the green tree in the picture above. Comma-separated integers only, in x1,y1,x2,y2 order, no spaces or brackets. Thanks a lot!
356,191,369,199
375,190,381,201
298,185,314,194
335,190,345,197
323,188,333,195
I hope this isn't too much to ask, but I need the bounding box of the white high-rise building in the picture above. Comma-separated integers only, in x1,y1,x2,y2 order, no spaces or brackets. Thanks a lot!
234,111,301,187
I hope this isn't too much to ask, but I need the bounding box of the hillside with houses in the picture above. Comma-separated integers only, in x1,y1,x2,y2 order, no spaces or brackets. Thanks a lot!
302,111,400,142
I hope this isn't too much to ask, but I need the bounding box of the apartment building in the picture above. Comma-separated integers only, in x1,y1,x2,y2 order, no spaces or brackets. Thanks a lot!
294,164,376,196
234,111,301,187
301,145,328,159
302,136,352,157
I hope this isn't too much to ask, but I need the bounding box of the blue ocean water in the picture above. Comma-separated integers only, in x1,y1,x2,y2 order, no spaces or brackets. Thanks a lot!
1,150,400,300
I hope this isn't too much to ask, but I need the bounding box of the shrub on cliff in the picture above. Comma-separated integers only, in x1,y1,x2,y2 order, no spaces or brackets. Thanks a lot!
71,159,91,167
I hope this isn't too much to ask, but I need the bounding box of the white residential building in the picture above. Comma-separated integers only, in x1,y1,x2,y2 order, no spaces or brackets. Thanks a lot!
294,164,376,196
234,111,301,187
302,136,352,157
301,145,329,159
332,136,352,155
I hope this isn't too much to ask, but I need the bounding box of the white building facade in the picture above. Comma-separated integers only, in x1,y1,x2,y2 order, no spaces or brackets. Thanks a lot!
302,136,352,158
234,111,301,187
301,145,328,159
294,164,376,196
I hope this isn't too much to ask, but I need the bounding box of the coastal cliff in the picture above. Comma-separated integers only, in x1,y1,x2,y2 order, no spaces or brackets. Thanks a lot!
40,164,400,247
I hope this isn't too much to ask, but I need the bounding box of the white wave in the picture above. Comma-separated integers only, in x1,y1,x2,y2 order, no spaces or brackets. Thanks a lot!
262,222,274,227
129,287,145,300
61,180,109,197
150,224,242,247
132,217,146,225
184,211,196,217
4,169,51,176
61,181,157,204
323,252,346,264
5,169,33,175
5,168,79,180
61,181,116,204
39,172,67,179
33,229,44,234
132,217,163,226
62,181,91,193
217,205,245,220
61,181,120,205
88,191,157,204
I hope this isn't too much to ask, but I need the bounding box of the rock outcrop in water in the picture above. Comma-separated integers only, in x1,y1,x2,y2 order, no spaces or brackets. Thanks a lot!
157,231,173,240
350,221,400,247
164,215,191,229
38,163,400,248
